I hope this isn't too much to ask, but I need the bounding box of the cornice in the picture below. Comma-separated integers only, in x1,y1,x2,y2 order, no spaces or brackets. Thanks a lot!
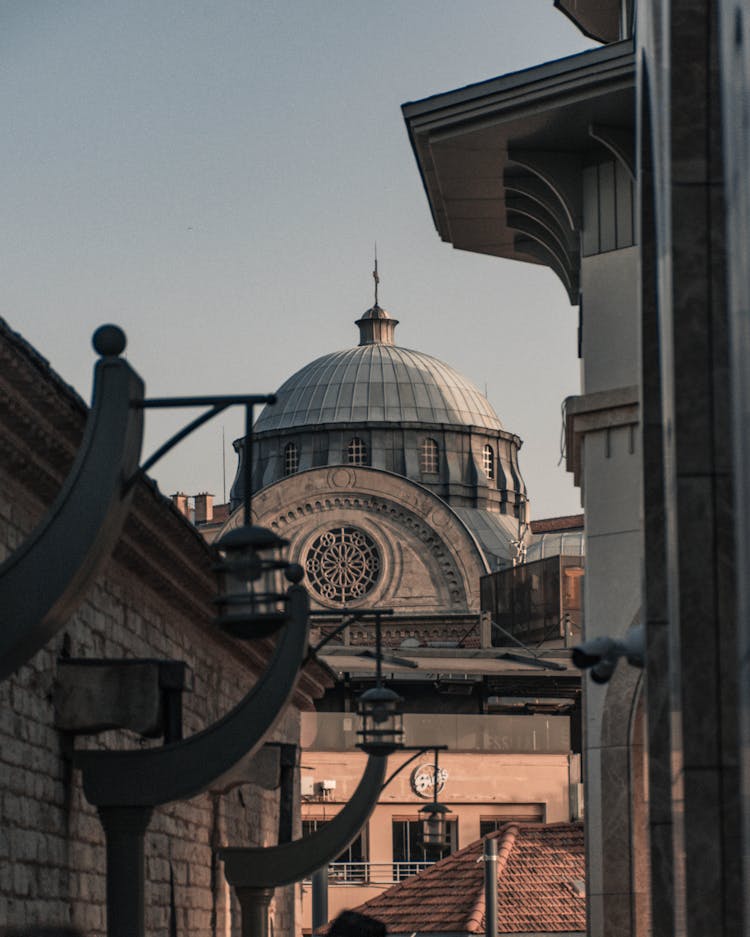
564,386,639,485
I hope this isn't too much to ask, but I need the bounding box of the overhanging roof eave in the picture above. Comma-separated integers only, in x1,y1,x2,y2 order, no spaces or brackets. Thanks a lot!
402,40,635,296
401,39,633,129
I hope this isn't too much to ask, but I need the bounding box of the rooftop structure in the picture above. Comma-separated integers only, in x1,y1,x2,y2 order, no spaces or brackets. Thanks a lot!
336,822,585,936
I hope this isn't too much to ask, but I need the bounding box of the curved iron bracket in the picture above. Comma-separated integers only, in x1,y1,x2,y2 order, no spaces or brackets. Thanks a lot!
75,586,310,806
220,755,387,888
0,351,144,682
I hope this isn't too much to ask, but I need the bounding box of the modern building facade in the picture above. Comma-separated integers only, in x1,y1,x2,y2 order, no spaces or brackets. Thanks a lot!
403,2,750,936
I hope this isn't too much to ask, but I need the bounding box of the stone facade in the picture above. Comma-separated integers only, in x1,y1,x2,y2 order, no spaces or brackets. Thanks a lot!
225,466,489,615
0,318,328,935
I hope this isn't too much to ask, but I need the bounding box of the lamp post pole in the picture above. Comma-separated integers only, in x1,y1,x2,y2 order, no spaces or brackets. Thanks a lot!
99,806,153,937
484,836,498,937
311,866,329,936
235,887,275,937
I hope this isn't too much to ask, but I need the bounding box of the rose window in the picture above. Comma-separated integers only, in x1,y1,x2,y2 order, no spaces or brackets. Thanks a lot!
305,527,380,603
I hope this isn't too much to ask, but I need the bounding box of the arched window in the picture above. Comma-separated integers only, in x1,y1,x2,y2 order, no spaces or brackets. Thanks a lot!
346,437,368,466
483,444,495,480
420,438,439,474
284,442,299,476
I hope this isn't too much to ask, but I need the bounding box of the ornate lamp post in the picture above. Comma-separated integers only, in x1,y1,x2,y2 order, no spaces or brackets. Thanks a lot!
16,324,314,937
219,610,407,937
0,326,143,681
215,526,300,636
0,325,416,937
356,611,404,755
418,749,453,852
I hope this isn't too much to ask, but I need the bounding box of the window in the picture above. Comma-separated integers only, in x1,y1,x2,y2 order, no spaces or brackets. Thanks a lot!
483,444,495,479
346,437,368,465
391,818,457,880
305,526,380,603
479,806,544,836
420,438,439,474
284,442,299,476
479,817,542,837
303,819,368,882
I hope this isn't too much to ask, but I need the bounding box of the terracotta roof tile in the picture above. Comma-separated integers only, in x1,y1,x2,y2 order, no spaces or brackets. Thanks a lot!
331,822,585,935
530,515,584,534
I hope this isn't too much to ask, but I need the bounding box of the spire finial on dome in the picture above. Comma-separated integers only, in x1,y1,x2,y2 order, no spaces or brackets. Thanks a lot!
356,251,399,345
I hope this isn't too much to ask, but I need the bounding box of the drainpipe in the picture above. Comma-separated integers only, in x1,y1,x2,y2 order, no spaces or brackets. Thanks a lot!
484,837,498,937
311,865,329,935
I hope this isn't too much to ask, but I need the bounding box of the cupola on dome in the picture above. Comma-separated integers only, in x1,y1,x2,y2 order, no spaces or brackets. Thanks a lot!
254,302,502,434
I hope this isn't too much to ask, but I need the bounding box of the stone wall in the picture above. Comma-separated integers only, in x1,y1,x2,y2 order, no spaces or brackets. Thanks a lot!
0,318,328,935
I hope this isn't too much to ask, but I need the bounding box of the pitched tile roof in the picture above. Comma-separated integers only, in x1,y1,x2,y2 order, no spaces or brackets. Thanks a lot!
530,515,584,534
337,822,585,935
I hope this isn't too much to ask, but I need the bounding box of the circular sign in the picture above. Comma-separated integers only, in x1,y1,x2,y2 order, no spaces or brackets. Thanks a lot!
411,763,448,799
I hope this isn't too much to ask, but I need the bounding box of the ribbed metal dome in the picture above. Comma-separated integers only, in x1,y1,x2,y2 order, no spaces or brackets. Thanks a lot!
254,342,503,433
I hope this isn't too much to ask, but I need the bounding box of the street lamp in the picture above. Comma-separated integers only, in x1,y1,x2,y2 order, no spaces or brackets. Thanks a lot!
355,611,404,755
418,749,453,852
213,394,306,638
215,525,304,638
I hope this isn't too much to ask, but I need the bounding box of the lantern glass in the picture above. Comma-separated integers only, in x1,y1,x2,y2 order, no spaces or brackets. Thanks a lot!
356,686,404,755
214,524,290,638
419,802,452,852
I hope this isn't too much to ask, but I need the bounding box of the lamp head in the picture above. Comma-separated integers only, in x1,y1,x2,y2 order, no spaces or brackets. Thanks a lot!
419,801,452,851
356,685,404,755
214,524,294,638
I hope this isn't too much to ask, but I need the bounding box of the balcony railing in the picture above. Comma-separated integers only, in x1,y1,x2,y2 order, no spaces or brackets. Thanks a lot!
306,861,435,886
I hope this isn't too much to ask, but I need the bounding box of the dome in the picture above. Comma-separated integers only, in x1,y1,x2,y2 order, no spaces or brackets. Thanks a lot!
255,305,502,433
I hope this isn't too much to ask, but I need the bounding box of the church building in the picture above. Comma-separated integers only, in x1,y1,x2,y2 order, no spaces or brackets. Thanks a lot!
224,283,530,622
211,284,581,931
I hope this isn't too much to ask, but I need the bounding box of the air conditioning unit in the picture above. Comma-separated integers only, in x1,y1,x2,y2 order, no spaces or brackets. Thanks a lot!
321,779,336,791
570,782,585,820
301,776,315,797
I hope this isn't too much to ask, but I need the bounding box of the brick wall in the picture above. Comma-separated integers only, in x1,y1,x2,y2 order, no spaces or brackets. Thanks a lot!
0,319,328,935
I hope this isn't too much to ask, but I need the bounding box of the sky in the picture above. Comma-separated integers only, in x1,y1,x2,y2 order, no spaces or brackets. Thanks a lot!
2,2,595,519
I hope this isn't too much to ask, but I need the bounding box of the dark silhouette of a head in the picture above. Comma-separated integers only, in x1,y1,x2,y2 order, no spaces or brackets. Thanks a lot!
327,910,386,937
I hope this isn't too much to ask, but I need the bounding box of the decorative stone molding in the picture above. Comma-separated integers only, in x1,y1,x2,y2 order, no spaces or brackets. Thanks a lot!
222,467,489,612
564,385,639,487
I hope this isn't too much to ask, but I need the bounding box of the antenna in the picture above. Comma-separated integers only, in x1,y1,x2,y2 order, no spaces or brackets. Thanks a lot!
373,243,379,306
222,425,226,504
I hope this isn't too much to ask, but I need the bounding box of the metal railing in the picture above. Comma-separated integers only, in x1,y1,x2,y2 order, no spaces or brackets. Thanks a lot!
306,861,435,886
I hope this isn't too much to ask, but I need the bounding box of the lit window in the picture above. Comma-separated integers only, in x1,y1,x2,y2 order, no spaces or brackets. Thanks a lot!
284,442,299,476
346,437,368,465
420,438,439,474
483,444,495,480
